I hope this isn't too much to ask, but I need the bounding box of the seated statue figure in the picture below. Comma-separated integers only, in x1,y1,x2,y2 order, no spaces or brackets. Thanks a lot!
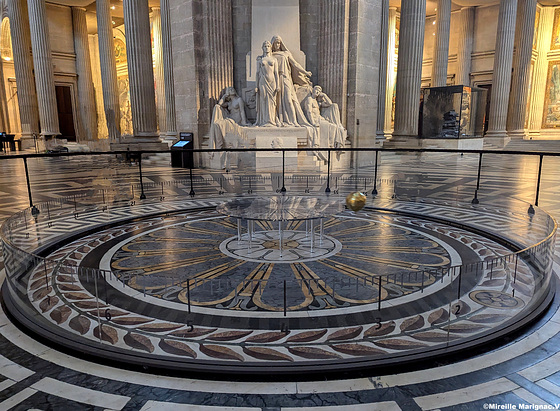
209,87,249,169
302,85,347,158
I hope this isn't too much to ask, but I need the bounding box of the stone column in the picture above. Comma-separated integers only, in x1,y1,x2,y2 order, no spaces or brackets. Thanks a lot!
384,6,397,133
89,34,108,140
527,7,553,138
486,0,518,145
392,0,426,141
376,0,389,141
456,7,475,86
431,0,452,87
0,60,8,132
27,0,60,137
160,0,177,142
123,0,158,139
72,7,97,142
506,0,537,139
196,0,234,138
151,7,167,137
318,0,350,127
7,0,40,145
96,0,120,140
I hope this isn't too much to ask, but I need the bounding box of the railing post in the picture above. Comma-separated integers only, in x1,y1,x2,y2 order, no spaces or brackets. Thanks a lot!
23,157,39,216
189,165,196,197
529,154,544,214
372,150,379,195
325,149,331,193
472,152,483,204
283,280,287,316
281,149,286,192
137,152,146,200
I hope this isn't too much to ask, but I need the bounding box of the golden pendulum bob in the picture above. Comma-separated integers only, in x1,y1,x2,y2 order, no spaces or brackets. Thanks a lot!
345,192,366,212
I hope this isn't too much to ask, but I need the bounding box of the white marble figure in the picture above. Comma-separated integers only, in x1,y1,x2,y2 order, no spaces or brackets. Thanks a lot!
270,35,312,127
209,87,249,169
255,41,280,127
302,86,346,159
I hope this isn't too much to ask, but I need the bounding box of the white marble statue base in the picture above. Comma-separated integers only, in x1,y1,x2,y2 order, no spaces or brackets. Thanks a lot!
254,131,299,171
205,126,349,171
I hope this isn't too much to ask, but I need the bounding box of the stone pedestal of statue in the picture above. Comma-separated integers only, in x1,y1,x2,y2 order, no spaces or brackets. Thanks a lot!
207,127,304,171
253,128,299,170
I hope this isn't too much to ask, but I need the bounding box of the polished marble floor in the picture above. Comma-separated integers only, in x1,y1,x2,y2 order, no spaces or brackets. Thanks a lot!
0,143,559,409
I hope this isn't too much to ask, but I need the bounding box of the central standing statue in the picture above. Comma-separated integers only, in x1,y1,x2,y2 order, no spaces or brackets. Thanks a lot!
270,35,312,127
255,40,280,127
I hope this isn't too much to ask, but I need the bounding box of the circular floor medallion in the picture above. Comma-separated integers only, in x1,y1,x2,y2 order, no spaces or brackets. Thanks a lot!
219,230,343,263
469,290,525,309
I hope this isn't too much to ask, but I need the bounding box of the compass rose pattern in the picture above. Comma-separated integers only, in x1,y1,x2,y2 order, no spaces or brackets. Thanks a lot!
19,206,539,369
108,211,453,312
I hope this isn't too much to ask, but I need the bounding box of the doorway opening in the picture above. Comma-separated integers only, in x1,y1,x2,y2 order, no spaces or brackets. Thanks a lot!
55,85,76,141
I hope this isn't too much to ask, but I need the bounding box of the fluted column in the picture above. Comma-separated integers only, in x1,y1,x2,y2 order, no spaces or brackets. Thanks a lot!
527,7,553,137
89,34,108,140
151,7,166,137
160,0,177,142
384,6,397,133
7,0,39,144
376,0,389,140
0,60,8,132
27,0,59,137
392,0,426,139
123,0,158,139
318,0,350,126
506,0,537,139
96,0,120,140
486,0,518,143
431,0,452,87
456,7,475,86
72,7,97,142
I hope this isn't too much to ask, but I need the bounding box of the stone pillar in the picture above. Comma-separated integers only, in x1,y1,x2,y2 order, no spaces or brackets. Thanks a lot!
151,7,167,137
456,7,475,86
392,0,426,141
89,34,108,140
0,60,8,132
160,0,177,142
96,0,120,140
72,7,97,142
27,0,60,137
376,0,389,141
123,0,158,139
527,7,553,138
486,0,518,145
506,0,537,139
195,0,234,139
318,0,350,127
431,0,452,87
384,6,397,133
7,0,40,145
